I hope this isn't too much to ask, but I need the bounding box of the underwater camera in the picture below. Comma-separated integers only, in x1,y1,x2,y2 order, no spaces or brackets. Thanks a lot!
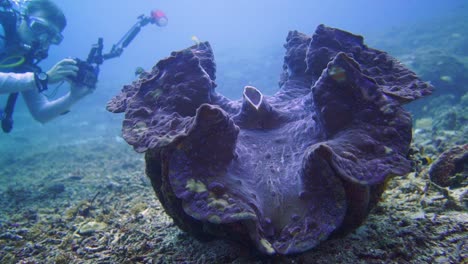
70,58,99,89
69,37,103,89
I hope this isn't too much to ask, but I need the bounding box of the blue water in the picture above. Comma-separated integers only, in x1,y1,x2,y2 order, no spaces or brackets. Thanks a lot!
0,0,464,149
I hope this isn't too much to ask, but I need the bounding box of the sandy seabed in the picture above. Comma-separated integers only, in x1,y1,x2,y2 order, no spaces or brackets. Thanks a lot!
0,122,466,264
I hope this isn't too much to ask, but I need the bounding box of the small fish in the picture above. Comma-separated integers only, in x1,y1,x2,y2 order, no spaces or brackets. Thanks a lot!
191,35,201,45
135,66,145,76
419,156,433,165
440,75,453,82
328,66,347,82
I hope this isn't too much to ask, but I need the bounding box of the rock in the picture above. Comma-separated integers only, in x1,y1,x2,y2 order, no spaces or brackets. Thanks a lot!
78,221,107,235
429,144,468,188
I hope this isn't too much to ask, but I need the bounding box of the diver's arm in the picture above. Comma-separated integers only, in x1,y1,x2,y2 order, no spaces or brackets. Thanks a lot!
0,72,36,93
20,58,89,123
21,83,91,123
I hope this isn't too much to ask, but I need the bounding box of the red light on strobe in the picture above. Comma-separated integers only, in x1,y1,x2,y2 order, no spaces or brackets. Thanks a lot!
151,9,168,27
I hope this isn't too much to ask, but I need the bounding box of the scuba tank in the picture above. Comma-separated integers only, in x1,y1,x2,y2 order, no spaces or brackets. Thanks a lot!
0,0,44,133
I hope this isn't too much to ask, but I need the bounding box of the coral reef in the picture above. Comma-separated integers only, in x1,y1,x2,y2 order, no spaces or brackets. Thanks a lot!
107,25,433,255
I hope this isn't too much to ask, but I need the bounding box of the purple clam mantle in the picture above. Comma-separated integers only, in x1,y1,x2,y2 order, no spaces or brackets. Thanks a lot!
107,25,432,255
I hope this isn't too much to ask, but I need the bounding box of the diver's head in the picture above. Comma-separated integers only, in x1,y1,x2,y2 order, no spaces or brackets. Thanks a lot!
17,0,66,52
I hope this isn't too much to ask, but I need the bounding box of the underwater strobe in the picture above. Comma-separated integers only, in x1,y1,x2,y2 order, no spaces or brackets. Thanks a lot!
70,9,168,89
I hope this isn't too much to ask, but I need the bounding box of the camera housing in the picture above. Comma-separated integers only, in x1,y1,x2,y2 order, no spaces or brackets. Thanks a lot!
70,58,99,89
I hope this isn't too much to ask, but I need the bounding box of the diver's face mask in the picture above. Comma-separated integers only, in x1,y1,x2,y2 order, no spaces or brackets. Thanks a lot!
26,16,63,45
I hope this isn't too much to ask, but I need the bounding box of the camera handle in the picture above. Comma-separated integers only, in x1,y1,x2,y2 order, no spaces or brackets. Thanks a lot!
82,14,154,83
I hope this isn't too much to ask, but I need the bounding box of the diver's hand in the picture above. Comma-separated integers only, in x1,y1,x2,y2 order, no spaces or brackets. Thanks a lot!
70,82,93,100
46,58,79,84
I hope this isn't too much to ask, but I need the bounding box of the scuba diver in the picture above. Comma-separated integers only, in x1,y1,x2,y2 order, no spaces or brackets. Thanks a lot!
0,0,92,132
0,0,168,133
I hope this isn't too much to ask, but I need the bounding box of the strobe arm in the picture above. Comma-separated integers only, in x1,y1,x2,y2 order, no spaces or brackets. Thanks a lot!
69,9,167,88
102,14,153,61
85,9,167,64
